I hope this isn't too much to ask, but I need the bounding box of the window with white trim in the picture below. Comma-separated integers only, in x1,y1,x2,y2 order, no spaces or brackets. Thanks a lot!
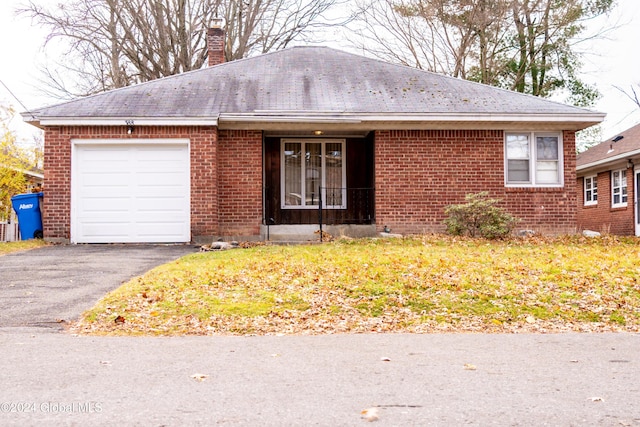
584,175,597,206
505,132,562,186
611,169,627,208
281,139,346,209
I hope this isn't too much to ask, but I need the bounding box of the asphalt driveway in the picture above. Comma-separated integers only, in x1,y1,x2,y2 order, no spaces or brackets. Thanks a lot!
0,244,195,331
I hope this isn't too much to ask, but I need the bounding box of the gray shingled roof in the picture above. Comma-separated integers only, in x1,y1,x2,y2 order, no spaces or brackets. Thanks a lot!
577,122,640,171
25,46,603,128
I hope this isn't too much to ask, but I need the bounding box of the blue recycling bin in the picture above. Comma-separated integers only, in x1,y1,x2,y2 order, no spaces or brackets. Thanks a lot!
11,192,44,240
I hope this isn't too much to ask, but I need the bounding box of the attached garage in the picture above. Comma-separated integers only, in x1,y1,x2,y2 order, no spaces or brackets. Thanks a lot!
71,139,190,243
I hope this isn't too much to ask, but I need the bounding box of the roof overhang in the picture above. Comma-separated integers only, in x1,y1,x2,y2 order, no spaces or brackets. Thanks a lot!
23,111,604,132
0,164,43,180
218,111,605,132
25,170,44,180
577,148,640,176
22,115,220,129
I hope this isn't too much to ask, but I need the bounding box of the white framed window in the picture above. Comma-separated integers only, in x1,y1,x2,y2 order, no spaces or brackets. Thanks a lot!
612,169,628,208
281,139,346,209
505,132,563,187
584,175,597,206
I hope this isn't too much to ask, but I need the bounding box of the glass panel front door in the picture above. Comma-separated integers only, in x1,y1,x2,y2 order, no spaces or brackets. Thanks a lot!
281,139,346,209
325,142,343,207
305,143,321,206
283,142,302,206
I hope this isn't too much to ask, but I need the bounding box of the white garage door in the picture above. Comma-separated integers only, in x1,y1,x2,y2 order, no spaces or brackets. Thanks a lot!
72,140,190,243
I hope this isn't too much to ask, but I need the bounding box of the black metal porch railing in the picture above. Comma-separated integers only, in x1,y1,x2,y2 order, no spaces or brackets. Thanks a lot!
318,187,375,241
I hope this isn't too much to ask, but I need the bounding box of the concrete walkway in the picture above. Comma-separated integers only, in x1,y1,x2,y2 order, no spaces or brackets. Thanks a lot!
1,245,639,426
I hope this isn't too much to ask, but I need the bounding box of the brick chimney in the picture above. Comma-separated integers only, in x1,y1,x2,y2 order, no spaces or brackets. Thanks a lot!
207,19,225,67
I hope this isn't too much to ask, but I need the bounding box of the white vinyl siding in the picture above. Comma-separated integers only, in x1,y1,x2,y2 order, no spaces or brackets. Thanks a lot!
584,175,597,206
505,132,562,187
612,169,628,208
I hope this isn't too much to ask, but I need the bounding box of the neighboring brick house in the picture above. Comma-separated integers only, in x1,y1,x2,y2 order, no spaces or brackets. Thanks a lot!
23,27,603,244
577,123,640,235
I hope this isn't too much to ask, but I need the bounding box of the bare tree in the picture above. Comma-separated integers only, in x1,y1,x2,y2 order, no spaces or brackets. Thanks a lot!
349,0,467,73
349,0,513,78
615,84,640,109
222,0,344,60
348,0,614,105
19,0,348,99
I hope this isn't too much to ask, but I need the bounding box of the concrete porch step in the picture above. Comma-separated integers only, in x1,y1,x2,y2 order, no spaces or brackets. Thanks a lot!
261,224,377,242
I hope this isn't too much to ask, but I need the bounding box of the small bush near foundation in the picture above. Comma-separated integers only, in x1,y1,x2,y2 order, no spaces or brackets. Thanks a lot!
444,192,518,239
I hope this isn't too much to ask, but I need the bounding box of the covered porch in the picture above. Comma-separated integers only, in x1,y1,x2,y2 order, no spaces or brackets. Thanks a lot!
262,132,376,241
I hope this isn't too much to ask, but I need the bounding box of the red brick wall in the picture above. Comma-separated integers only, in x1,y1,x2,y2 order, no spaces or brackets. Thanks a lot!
217,130,263,237
42,126,219,242
44,125,581,242
42,127,72,242
190,127,219,238
577,168,635,235
374,129,578,235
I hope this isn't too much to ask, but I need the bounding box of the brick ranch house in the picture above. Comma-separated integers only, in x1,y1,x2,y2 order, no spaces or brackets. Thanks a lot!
577,122,640,235
23,27,604,244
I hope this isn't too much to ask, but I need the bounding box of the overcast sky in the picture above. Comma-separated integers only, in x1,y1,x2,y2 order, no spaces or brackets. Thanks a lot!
577,0,640,138
1,0,639,146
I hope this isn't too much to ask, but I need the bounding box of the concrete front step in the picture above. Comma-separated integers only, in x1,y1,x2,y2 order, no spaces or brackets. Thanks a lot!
261,224,377,242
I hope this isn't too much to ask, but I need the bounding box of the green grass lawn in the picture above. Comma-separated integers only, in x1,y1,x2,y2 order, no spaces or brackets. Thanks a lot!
74,235,640,335
0,239,48,255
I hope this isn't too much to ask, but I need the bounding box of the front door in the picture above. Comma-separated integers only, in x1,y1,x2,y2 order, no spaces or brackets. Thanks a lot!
635,169,640,236
263,135,375,226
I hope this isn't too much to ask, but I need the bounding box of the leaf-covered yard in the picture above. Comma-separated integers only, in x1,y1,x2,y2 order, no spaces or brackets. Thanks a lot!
0,239,48,255
73,236,640,336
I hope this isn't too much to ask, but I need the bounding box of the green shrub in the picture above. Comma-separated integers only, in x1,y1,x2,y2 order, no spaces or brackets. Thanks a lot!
444,192,518,239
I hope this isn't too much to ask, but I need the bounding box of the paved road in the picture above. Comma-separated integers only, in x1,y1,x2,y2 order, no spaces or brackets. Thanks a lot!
0,333,639,426
0,244,195,330
0,245,639,426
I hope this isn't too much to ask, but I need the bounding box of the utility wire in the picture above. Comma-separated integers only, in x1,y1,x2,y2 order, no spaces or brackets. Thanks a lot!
0,78,36,120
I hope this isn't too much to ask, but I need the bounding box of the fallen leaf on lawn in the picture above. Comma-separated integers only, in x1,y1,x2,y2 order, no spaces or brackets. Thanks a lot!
361,407,379,422
114,315,125,324
464,363,477,371
70,236,640,337
190,373,208,382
